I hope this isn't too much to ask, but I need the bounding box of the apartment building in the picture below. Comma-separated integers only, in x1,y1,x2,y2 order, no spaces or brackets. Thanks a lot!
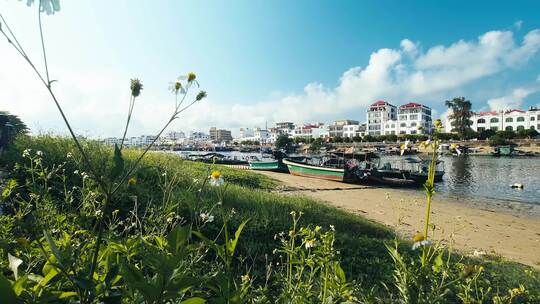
366,100,397,136
445,107,540,133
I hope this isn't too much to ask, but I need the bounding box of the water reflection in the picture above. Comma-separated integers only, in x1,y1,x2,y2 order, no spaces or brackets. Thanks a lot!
431,156,539,205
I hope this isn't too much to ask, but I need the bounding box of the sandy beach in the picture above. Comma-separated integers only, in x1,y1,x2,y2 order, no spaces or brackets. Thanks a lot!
257,171,540,268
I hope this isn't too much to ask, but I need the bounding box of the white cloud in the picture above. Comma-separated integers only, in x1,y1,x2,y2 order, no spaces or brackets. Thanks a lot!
487,87,539,111
2,28,540,137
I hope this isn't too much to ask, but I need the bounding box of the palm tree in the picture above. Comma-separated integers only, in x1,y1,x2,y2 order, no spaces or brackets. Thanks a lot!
445,97,473,139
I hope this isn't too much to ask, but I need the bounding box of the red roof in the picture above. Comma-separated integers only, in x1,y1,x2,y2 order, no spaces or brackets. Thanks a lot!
370,100,388,107
301,124,318,129
477,111,498,116
399,102,424,109
505,109,526,114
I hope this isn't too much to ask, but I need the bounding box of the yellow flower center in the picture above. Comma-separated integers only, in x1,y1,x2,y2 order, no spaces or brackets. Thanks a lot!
412,232,425,242
211,171,221,179
188,72,196,82
128,177,137,185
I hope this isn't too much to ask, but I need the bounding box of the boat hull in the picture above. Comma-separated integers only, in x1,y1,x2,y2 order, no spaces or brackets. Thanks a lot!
249,160,290,173
283,159,344,182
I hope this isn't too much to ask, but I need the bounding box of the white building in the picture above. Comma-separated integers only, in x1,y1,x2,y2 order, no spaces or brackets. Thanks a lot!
240,128,271,143
367,101,433,136
160,131,186,145
343,124,367,138
445,107,540,133
291,123,326,139
367,101,397,136
395,102,432,135
239,128,254,139
188,131,210,142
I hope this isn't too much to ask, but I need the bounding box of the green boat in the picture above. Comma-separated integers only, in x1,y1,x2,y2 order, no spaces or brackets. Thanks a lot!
249,160,279,170
282,158,346,182
249,159,288,172
491,145,515,157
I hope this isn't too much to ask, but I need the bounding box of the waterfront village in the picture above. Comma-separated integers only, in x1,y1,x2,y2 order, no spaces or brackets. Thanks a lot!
102,100,540,149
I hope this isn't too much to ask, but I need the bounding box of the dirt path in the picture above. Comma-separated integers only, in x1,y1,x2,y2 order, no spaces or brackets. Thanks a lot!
258,171,540,268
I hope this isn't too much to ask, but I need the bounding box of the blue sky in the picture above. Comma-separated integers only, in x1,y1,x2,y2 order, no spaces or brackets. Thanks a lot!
1,0,540,137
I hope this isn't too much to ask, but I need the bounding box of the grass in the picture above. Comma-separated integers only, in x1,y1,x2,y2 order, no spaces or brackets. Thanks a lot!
2,135,540,301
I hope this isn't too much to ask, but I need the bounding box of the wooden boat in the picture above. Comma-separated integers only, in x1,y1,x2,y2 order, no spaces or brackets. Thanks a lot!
248,150,289,172
491,145,515,157
368,157,445,185
376,162,409,180
190,152,248,165
249,159,289,172
406,158,445,183
249,159,279,170
366,174,417,187
282,158,346,181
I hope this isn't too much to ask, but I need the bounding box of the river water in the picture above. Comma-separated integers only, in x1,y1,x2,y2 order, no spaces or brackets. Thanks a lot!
379,155,540,206
174,151,540,212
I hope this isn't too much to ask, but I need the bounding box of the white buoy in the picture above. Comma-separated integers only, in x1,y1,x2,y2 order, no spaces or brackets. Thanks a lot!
510,183,524,189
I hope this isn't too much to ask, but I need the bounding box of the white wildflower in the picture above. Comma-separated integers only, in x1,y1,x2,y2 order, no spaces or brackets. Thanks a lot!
73,170,79,175
95,210,103,217
66,152,73,158
329,225,335,231
22,149,31,158
8,253,23,280
412,240,432,250
209,171,224,187
36,150,43,157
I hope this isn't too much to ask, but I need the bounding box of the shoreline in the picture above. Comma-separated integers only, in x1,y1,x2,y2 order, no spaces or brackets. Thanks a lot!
257,171,540,268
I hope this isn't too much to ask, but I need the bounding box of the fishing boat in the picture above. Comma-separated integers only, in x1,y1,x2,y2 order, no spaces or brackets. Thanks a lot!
282,155,367,182
406,157,445,183
491,145,515,157
282,158,345,181
189,152,248,165
248,150,289,172
364,156,444,186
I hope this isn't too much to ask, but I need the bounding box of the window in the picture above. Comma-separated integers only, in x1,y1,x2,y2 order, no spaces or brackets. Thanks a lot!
505,117,513,123
477,127,485,132
531,116,536,121
400,123,406,127
517,117,525,122
411,122,417,127
491,127,498,131
477,118,486,124
391,124,395,128
399,115,407,120
505,126,513,131
490,118,499,123
400,131,406,134
410,130,417,134
517,126,525,131
410,114,418,120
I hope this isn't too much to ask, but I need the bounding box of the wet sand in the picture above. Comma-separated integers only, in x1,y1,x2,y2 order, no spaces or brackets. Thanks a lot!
258,171,540,268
